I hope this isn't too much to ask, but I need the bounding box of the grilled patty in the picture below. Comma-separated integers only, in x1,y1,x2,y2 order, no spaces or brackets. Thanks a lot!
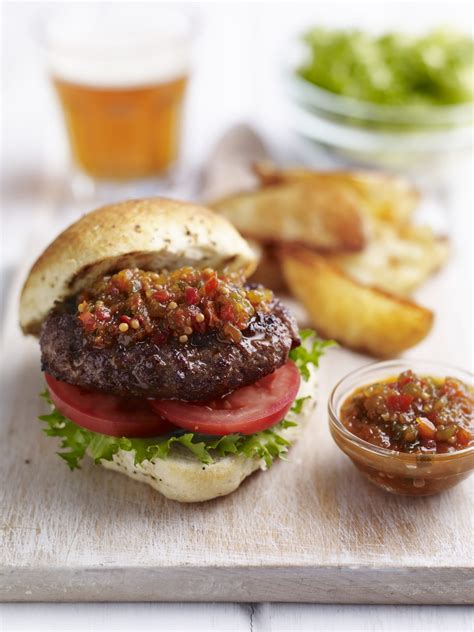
40,298,300,401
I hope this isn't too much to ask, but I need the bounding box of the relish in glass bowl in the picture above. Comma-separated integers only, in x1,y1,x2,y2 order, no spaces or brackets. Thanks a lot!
328,360,474,496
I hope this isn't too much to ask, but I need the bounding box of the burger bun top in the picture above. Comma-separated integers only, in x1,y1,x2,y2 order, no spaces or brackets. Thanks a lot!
19,197,257,335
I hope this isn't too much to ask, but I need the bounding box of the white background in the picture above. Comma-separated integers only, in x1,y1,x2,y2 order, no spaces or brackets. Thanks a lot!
1,1,473,631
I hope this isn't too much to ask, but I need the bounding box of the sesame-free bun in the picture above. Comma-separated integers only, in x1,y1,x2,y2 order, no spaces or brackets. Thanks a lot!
20,197,257,335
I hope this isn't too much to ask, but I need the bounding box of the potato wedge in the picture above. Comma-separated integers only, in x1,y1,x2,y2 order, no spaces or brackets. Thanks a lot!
327,222,449,296
280,247,433,357
247,241,288,293
253,163,419,226
248,222,448,296
210,182,368,252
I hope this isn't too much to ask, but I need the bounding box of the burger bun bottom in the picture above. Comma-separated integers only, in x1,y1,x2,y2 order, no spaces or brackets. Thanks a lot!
99,367,317,502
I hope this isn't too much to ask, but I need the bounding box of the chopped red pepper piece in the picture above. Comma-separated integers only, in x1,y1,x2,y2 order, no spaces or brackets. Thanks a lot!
457,427,471,446
185,287,199,305
220,304,235,321
204,276,219,296
386,393,400,411
153,289,170,303
399,393,414,412
78,311,95,332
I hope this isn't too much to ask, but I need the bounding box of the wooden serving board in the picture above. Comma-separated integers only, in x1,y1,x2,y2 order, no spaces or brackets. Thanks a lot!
1,241,473,605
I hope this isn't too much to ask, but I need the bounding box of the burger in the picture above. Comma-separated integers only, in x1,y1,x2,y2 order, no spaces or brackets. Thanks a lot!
20,198,330,502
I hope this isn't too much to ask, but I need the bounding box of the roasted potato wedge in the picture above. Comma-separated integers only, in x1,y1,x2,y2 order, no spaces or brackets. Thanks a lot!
280,247,434,358
210,182,368,252
250,222,448,297
253,163,419,226
247,241,288,293
327,222,449,296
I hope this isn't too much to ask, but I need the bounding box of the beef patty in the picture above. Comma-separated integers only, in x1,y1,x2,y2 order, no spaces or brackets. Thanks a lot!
40,298,300,401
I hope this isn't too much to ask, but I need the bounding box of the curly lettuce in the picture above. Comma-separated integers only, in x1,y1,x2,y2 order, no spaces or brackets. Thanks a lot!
289,329,336,381
38,330,335,471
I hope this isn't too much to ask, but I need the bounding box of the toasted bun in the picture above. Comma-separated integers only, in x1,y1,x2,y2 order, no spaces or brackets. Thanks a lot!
20,197,257,335
99,368,317,502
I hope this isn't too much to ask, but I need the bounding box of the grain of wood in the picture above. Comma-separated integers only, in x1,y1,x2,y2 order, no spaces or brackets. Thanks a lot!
0,250,473,603
1,172,474,604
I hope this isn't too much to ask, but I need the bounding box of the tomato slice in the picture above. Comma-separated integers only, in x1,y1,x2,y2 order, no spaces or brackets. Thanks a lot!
149,361,301,436
45,374,176,438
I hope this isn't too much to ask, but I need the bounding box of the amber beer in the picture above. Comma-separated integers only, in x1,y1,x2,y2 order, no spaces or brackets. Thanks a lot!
44,7,192,180
53,76,187,179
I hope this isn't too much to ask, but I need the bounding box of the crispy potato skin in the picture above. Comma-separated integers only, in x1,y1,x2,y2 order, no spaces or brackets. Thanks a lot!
253,162,419,226
247,221,449,301
280,246,434,358
327,223,449,297
210,183,368,252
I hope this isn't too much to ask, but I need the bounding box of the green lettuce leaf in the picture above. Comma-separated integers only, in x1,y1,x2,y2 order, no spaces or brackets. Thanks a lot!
38,330,334,471
289,329,337,381
38,398,299,471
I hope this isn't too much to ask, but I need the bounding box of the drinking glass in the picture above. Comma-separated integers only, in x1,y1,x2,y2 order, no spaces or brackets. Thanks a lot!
40,4,195,200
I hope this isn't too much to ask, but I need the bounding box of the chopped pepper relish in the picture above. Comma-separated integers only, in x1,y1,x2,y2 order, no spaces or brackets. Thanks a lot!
341,370,473,454
76,267,273,347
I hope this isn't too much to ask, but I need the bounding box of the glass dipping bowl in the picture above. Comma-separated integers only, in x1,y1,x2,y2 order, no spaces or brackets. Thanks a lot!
328,360,474,496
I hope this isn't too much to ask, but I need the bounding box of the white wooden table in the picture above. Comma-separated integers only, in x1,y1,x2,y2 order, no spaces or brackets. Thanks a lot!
1,602,472,632
1,3,472,631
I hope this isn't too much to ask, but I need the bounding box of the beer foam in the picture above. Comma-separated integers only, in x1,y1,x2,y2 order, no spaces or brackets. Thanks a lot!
43,7,192,87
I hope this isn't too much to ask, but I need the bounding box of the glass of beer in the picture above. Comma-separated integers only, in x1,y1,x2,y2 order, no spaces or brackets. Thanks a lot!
41,5,194,192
